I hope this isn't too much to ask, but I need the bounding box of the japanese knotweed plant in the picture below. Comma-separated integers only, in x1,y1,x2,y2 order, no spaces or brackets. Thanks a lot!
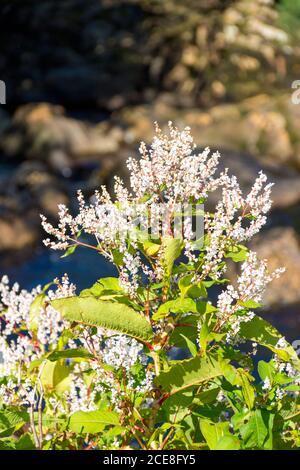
0,123,300,450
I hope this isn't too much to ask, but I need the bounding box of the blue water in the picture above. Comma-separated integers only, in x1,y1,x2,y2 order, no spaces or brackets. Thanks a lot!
1,246,117,292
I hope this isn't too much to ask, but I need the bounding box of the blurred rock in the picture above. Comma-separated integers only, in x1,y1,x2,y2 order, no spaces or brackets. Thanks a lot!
12,161,69,219
250,227,300,307
118,94,300,174
0,216,38,253
1,103,124,173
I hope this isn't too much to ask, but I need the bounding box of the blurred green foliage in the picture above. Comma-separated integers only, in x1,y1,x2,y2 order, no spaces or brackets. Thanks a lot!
278,0,300,39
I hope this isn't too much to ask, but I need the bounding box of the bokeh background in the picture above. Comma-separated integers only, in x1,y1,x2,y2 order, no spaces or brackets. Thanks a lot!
1,0,300,342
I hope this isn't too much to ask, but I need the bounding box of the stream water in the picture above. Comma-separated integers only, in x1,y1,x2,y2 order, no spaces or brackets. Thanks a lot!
1,246,117,292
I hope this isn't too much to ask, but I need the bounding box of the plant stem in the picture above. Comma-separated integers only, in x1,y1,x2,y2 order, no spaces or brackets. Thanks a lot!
160,426,174,450
152,352,161,376
30,405,40,449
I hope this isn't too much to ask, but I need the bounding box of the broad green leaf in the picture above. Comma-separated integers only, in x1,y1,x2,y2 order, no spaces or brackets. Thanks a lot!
68,410,119,433
225,245,248,262
155,355,231,396
40,360,70,392
239,315,300,369
197,301,217,315
258,360,276,383
240,410,274,450
159,391,195,423
179,274,207,299
142,240,161,257
0,410,29,438
238,370,255,410
47,348,93,362
29,293,46,332
197,387,220,404
179,334,198,357
0,438,16,450
51,296,153,342
284,384,300,392
80,277,123,298
15,433,35,450
153,298,215,321
153,298,197,321
214,435,241,450
162,236,183,274
238,299,262,309
170,315,198,348
178,274,193,297
33,414,65,429
199,317,210,353
200,420,230,450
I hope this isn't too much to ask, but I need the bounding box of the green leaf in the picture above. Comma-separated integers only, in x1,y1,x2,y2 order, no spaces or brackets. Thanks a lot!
199,317,210,353
239,315,300,368
238,299,262,309
68,410,119,434
197,387,220,404
40,360,70,392
142,240,161,257
160,391,195,423
51,296,153,343
214,435,241,450
169,315,198,348
47,348,93,362
80,277,123,298
162,236,183,274
200,420,231,450
29,282,53,332
61,245,77,258
112,249,124,266
15,433,35,450
153,298,197,321
0,410,29,438
0,438,16,450
240,410,274,450
258,360,276,382
179,274,207,299
178,274,193,296
179,334,198,357
155,355,231,396
29,293,46,332
238,370,255,410
225,245,248,262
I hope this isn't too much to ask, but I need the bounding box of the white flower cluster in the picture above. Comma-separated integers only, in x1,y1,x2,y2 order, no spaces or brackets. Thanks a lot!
0,276,153,412
216,251,284,342
41,123,276,300
261,358,300,401
0,275,76,406
67,329,154,411
41,124,225,297
202,172,273,279
127,122,221,202
0,277,41,378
